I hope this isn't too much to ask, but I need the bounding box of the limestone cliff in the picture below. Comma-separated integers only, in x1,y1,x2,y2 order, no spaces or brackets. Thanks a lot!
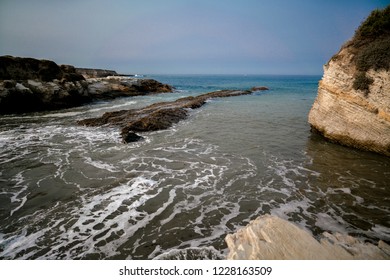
225,215,390,260
308,6,390,156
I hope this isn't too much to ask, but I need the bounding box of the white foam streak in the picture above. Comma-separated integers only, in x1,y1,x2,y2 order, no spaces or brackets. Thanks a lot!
84,157,119,173
0,230,44,259
42,111,83,118
315,213,349,234
9,172,29,216
86,101,137,113
152,246,225,260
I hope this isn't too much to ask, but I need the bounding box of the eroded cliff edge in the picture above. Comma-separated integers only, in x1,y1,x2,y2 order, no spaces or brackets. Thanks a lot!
308,6,390,156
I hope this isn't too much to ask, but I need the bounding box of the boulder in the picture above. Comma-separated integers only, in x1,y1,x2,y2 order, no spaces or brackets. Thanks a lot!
225,214,390,260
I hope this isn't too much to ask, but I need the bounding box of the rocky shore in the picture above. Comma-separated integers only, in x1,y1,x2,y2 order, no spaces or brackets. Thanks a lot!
0,56,172,114
308,6,390,156
78,89,253,143
226,215,390,260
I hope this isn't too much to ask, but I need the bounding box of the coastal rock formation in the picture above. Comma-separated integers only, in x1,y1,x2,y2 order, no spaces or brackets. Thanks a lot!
225,215,390,260
78,89,253,143
75,67,118,79
0,56,172,114
83,76,173,100
308,6,390,156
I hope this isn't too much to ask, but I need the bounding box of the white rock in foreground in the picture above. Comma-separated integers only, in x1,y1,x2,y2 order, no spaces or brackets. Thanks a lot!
225,215,389,260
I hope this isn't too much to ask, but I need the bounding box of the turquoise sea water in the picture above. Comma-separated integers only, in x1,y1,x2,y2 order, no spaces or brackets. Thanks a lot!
0,75,389,259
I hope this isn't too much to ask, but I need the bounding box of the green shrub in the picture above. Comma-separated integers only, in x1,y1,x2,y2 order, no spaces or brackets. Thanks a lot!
353,71,374,96
353,6,390,46
349,5,390,96
355,36,390,72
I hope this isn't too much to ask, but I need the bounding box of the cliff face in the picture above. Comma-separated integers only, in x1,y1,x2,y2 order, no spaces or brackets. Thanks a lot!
308,6,390,156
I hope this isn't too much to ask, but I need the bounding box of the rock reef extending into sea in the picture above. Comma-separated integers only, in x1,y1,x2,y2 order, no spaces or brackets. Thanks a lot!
78,89,254,143
225,215,390,260
0,56,172,114
308,6,390,156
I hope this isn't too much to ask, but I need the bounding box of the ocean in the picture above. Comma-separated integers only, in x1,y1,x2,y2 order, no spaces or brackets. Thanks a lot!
0,75,389,259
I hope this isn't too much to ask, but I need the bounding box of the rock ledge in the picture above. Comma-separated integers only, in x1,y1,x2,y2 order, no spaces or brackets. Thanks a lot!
78,89,253,143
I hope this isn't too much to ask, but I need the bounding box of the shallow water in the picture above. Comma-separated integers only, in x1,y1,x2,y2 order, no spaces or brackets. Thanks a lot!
0,75,389,259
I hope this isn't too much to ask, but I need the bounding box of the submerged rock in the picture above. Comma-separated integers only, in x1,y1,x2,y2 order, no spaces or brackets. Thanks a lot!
78,89,253,142
225,214,390,260
122,132,144,143
308,6,390,156
251,86,269,91
0,56,173,114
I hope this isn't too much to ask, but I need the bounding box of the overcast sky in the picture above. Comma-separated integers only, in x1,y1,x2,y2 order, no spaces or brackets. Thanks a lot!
0,0,388,74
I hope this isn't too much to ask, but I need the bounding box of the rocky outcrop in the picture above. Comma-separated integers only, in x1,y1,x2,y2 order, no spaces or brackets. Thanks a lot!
0,79,90,113
225,215,390,260
78,89,253,143
0,56,85,82
0,56,173,114
82,76,173,100
75,68,118,79
308,6,390,156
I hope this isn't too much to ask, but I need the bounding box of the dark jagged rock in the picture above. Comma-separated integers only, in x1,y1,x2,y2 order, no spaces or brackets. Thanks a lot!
122,132,144,143
0,56,173,114
0,56,84,82
78,89,253,142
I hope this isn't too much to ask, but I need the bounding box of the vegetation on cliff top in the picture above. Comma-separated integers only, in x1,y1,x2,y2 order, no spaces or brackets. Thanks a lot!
353,5,390,46
350,5,390,95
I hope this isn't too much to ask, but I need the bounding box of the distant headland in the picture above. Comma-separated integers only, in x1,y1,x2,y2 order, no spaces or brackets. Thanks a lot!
0,55,172,114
